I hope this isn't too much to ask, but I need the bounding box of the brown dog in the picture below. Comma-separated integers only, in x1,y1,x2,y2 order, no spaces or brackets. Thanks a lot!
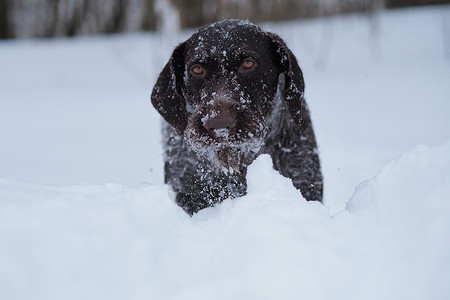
151,19,322,214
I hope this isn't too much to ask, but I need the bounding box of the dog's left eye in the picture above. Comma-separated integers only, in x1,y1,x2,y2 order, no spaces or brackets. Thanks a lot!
241,59,256,70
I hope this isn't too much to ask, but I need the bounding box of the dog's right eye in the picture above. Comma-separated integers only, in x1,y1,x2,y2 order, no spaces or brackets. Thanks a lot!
190,64,206,78
238,58,257,74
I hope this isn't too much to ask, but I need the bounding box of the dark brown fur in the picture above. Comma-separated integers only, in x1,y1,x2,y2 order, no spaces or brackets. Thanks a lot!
151,19,323,215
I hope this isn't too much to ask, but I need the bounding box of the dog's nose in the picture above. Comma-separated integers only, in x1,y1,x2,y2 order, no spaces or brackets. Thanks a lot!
203,110,236,131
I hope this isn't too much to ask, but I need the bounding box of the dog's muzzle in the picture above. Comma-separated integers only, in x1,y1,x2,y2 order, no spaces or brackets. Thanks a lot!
184,95,266,174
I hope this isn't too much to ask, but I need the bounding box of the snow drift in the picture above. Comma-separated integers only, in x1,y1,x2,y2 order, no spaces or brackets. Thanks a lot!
1,142,449,300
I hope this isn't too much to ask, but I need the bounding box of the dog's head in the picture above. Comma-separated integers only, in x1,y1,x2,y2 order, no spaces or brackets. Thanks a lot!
152,19,305,173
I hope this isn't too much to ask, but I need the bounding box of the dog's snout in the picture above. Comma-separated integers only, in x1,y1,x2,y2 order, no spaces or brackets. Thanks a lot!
203,109,236,131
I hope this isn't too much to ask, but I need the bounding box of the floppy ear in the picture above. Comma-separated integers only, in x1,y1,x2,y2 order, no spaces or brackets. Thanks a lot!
267,32,305,128
151,42,187,135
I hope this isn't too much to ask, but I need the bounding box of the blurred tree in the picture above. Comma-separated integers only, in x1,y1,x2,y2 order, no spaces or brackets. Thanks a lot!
169,0,381,29
172,0,206,28
386,0,450,8
1,0,449,39
0,0,11,39
1,0,157,39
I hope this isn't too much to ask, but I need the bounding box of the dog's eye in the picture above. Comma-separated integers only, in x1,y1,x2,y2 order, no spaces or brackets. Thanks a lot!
242,60,255,69
190,64,206,78
240,59,256,73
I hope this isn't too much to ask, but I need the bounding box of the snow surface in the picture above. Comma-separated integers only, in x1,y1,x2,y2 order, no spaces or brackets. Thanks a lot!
1,6,449,300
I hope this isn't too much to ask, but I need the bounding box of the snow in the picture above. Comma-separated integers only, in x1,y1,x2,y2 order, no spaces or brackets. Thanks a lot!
1,6,449,300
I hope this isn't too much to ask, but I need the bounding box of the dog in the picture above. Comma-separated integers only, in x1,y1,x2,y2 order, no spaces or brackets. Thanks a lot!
151,19,323,215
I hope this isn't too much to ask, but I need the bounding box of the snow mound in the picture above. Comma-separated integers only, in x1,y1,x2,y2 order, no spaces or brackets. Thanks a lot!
343,141,450,299
1,142,449,299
